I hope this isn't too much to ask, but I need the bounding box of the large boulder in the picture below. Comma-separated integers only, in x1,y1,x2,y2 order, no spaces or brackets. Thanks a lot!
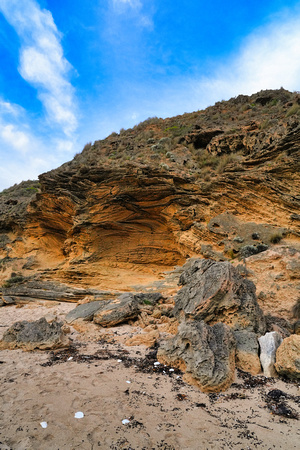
173,259,266,334
258,331,282,377
0,317,68,351
157,320,236,392
275,335,300,380
234,330,261,375
93,292,162,327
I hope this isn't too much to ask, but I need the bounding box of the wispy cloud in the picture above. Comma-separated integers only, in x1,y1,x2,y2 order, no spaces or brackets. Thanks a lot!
110,0,153,29
112,0,142,10
0,0,77,136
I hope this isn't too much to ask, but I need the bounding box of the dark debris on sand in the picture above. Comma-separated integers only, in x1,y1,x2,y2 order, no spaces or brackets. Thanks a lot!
40,344,182,378
265,389,299,420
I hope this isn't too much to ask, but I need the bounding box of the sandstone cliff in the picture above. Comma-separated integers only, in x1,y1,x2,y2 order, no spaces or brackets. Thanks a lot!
0,89,299,316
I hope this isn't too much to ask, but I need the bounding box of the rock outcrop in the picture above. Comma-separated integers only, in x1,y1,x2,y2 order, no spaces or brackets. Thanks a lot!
157,320,236,392
173,259,266,334
0,317,67,351
0,89,299,294
275,335,300,380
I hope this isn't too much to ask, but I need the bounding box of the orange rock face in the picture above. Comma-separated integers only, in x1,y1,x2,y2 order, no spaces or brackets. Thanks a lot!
0,89,299,307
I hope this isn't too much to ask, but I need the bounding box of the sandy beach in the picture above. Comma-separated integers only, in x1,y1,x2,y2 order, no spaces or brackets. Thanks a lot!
0,301,299,450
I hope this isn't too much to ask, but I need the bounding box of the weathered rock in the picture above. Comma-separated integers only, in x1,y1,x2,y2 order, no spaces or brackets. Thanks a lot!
275,335,300,380
258,331,283,377
173,259,266,334
234,330,261,375
286,260,300,279
93,293,162,327
65,300,108,323
157,320,236,392
240,244,269,258
265,314,292,338
0,317,68,350
2,296,16,305
2,279,113,304
207,212,285,257
125,330,160,347
133,293,162,306
294,320,300,335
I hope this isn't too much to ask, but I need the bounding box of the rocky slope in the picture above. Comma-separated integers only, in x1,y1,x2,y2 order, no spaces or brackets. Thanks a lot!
0,88,299,312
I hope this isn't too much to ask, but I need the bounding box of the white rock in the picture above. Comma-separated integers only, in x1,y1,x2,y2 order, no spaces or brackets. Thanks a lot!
258,331,282,377
40,422,47,429
74,411,84,419
122,419,130,425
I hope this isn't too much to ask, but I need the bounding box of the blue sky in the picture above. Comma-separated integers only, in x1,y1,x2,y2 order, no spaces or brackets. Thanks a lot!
0,0,300,190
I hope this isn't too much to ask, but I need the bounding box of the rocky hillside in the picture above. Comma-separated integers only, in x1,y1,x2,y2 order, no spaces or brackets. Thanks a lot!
0,88,299,307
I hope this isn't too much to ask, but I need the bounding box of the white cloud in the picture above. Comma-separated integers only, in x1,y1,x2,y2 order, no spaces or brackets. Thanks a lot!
0,124,30,152
0,99,23,116
193,14,300,106
0,114,76,190
0,0,77,136
128,11,300,120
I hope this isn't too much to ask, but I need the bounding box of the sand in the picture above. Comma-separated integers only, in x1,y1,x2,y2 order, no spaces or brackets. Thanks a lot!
0,301,299,450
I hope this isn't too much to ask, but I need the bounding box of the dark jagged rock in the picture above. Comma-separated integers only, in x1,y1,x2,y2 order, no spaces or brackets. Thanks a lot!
0,317,67,350
157,320,236,392
173,259,266,334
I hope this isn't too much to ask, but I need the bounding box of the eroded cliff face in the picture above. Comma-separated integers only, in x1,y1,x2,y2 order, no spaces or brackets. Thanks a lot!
0,89,299,299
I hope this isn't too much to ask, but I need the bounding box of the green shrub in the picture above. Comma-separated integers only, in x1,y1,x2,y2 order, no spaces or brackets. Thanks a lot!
227,249,235,260
285,104,300,117
197,152,219,170
216,153,240,174
2,275,25,288
259,119,270,130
